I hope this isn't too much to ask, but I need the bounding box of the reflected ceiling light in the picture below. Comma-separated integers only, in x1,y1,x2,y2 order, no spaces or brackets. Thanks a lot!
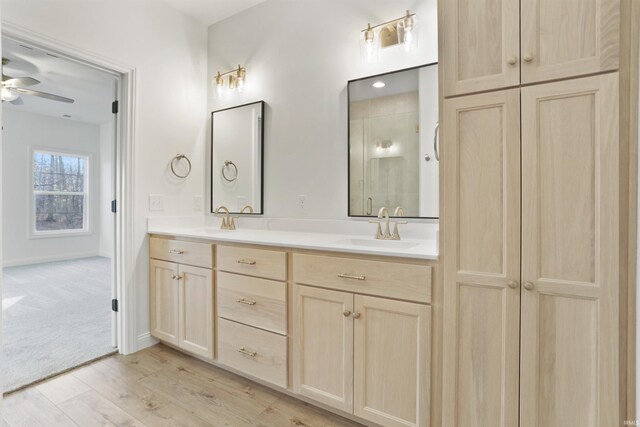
360,10,418,62
372,81,386,88
213,64,247,98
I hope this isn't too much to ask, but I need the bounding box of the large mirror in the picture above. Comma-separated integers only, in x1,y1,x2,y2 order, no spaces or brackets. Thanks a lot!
348,64,438,219
210,101,264,214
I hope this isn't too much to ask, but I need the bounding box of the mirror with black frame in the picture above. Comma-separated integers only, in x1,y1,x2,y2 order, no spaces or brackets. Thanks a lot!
348,63,438,219
210,101,264,214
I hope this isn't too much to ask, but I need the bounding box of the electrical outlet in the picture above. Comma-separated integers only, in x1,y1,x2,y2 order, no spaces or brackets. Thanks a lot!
193,195,203,211
149,194,164,212
297,195,307,211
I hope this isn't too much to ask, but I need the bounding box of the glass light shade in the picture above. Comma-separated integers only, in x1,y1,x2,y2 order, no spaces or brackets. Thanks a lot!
214,74,224,98
1,87,18,102
236,67,246,93
360,25,378,63
398,13,418,52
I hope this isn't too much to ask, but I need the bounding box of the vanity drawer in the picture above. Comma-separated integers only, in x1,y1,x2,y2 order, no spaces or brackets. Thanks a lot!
150,237,213,269
217,272,287,335
293,253,431,303
217,245,286,281
217,318,287,388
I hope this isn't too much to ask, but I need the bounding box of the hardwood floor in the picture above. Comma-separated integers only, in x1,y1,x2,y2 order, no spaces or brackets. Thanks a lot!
3,344,361,427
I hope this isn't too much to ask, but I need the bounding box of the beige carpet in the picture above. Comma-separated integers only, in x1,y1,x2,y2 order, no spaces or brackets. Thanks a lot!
2,257,115,392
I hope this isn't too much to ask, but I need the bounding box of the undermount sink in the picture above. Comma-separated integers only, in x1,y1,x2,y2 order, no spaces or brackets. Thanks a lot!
332,238,419,250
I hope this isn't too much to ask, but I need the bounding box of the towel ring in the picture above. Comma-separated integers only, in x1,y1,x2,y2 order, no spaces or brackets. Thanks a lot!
170,154,191,179
222,160,238,182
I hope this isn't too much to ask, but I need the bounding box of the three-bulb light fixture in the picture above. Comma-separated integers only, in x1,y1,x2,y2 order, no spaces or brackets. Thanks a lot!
361,10,417,63
213,65,246,98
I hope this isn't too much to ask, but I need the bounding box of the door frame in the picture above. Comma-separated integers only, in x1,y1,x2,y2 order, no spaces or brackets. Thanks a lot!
1,21,138,355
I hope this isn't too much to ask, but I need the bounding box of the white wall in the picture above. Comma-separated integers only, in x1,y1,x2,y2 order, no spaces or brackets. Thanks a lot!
2,109,101,266
207,0,438,219
2,0,208,343
99,121,113,257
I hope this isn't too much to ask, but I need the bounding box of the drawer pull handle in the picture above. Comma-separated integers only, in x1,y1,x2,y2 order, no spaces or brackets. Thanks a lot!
338,273,365,281
236,259,257,265
237,347,257,357
168,249,185,255
237,298,257,306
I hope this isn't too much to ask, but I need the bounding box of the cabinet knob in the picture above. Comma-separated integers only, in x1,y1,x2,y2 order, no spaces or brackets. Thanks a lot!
343,310,352,317
524,281,534,291
352,312,361,319
508,280,519,289
523,53,534,63
507,56,518,65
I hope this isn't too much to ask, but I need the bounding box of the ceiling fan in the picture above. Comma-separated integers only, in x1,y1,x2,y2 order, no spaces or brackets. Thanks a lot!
1,58,74,105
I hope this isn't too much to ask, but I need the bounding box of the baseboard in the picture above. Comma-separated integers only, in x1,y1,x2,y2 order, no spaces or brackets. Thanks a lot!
136,332,159,352
3,251,101,267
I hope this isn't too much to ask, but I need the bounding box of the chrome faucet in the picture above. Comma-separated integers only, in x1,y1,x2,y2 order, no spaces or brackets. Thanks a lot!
215,205,236,230
369,206,408,240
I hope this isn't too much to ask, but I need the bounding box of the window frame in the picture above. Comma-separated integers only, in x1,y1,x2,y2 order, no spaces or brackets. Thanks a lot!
29,147,92,238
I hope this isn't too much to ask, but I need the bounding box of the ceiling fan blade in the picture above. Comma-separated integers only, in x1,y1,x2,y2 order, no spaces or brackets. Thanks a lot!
9,96,24,106
3,77,40,87
15,88,74,103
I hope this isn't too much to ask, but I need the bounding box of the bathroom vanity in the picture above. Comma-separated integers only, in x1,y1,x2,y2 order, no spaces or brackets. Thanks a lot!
148,224,437,427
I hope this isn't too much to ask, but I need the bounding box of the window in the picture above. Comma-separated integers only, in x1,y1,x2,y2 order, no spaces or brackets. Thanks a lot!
32,150,89,235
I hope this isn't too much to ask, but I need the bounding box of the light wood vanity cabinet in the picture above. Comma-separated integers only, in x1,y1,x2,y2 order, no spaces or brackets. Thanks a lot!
149,237,214,359
293,253,431,427
442,74,621,426
215,244,288,388
442,0,620,96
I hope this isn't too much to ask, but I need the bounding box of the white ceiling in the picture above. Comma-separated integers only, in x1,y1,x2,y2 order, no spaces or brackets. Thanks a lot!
163,0,266,26
349,68,421,102
2,37,116,125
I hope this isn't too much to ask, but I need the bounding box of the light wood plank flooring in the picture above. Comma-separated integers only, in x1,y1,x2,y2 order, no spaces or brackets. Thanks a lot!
3,344,361,427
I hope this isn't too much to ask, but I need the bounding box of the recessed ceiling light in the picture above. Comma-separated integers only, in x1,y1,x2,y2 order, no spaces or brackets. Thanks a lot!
372,81,386,88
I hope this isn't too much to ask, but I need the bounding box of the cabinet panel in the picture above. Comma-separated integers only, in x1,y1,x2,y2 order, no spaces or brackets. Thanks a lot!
217,245,286,281
293,253,431,303
442,0,519,96
521,0,619,83
178,264,213,359
353,296,429,427
521,73,619,427
149,259,179,345
217,318,287,388
150,237,213,268
442,89,521,427
293,285,353,412
217,271,286,335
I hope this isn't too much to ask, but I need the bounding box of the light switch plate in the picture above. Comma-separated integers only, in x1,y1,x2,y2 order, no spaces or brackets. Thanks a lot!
149,194,164,212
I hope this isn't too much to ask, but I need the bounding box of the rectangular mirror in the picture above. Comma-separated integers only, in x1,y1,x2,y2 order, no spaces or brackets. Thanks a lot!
348,64,438,219
210,101,264,214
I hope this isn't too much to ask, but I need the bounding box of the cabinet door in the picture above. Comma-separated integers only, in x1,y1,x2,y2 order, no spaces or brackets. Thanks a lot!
442,89,521,427
521,0,619,84
442,0,519,96
293,285,353,412
353,296,430,427
521,73,619,427
149,259,179,345
178,264,213,359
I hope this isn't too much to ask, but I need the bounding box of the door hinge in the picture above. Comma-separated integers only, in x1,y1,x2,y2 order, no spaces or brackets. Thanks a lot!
111,200,117,213
112,100,119,114
112,299,119,312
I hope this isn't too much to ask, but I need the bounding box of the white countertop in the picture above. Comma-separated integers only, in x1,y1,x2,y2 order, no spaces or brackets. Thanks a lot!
147,221,438,260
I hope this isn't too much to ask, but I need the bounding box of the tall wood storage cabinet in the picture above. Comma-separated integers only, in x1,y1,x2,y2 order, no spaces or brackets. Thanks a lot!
440,0,627,426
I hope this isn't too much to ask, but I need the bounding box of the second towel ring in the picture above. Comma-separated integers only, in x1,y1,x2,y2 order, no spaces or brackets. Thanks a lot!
222,160,238,182
170,154,192,178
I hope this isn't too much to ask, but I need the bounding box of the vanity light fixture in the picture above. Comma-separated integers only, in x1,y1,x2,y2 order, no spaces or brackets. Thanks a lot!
213,65,247,98
360,10,418,62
